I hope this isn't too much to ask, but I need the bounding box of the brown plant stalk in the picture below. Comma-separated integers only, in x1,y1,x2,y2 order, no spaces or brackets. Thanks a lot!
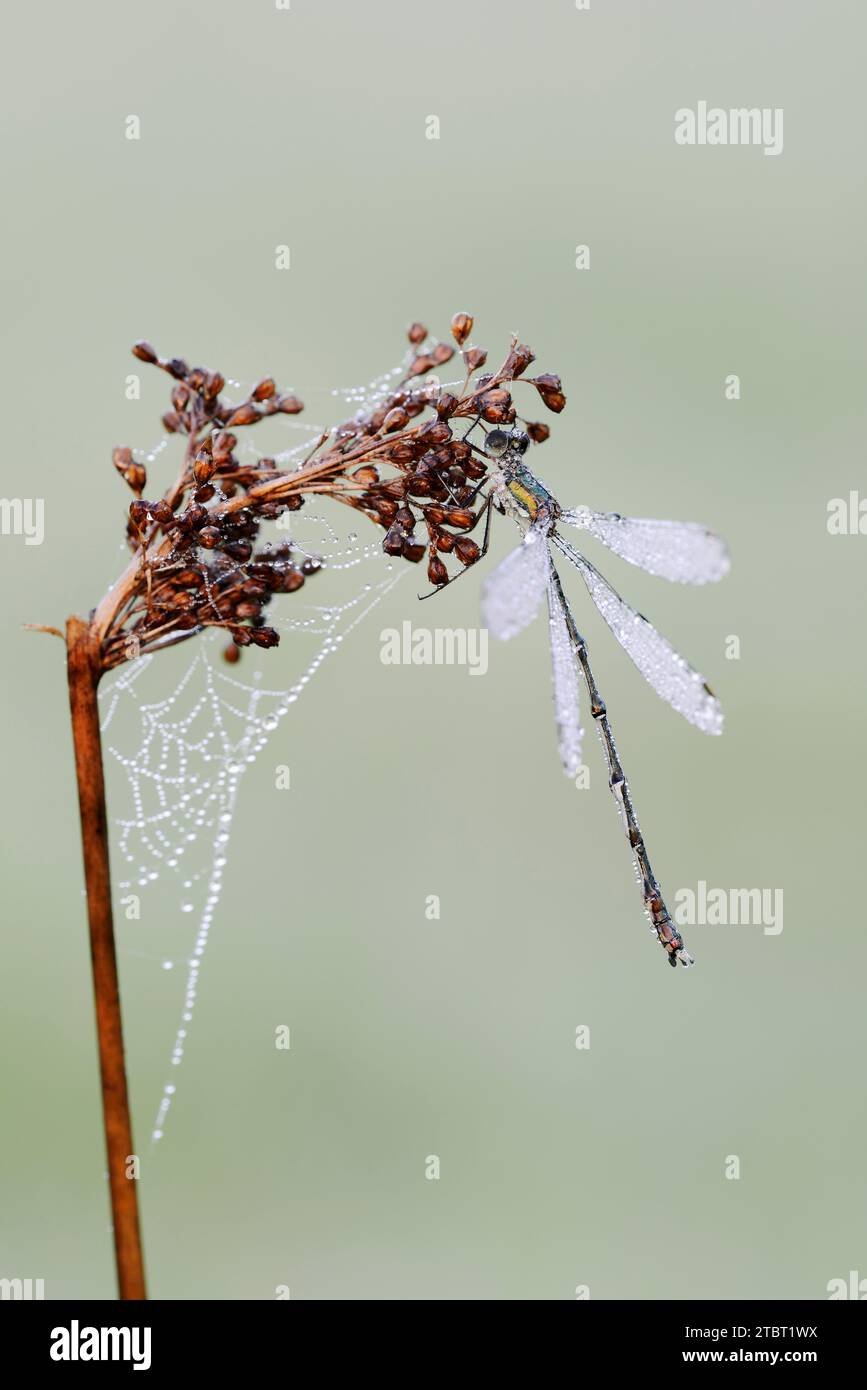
37,313,565,1299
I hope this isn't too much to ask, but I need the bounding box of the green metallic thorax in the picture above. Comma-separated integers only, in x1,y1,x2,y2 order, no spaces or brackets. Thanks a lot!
504,464,557,525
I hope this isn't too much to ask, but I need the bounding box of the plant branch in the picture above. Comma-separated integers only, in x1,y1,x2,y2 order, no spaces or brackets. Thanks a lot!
66,615,146,1300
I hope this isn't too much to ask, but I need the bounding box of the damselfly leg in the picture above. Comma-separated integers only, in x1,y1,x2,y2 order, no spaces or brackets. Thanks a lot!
417,491,495,600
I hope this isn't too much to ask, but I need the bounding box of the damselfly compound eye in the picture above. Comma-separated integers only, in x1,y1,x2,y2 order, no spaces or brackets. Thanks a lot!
484,428,510,458
511,430,530,454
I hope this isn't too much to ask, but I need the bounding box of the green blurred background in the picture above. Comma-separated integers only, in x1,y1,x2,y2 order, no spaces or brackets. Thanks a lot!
2,0,865,1299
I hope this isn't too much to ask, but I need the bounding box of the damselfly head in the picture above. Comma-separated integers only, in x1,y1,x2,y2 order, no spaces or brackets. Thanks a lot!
484,428,511,458
484,427,530,458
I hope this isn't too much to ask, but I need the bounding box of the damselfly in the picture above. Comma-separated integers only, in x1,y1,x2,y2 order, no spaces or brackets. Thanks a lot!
463,426,728,968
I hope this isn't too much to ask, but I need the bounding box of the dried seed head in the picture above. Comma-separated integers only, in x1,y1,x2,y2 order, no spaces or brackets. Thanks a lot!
427,554,449,586
442,508,473,529
503,342,535,378
479,388,512,424
450,312,473,347
223,642,241,664
402,536,426,563
435,391,458,419
212,431,237,458
250,626,280,648
125,463,147,496
193,451,217,485
407,354,434,378
277,394,303,415
383,407,409,433
526,421,550,444
463,346,487,372
407,322,427,345
226,403,261,427
252,377,276,401
431,342,454,366
132,341,158,364
531,373,567,413
454,537,481,566
383,523,405,556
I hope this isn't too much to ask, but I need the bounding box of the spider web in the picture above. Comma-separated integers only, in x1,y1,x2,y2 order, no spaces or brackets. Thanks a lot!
99,363,420,1147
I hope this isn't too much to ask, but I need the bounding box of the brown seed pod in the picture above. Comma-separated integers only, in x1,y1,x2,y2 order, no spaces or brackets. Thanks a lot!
479,388,512,423
407,322,428,345
463,346,487,372
383,407,409,433
435,391,459,419
223,641,241,664
252,378,276,401
417,420,452,446
277,394,303,415
407,354,434,378
454,537,481,566
212,431,237,458
442,508,474,530
503,342,536,378
132,341,158,364
278,569,305,593
194,451,216,485
526,421,550,444
450,312,473,347
226,404,261,427
531,373,567,413
402,537,426,564
427,554,449,586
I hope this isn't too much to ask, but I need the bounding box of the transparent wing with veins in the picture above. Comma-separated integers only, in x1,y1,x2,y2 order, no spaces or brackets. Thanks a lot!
546,576,584,778
552,533,723,736
481,521,551,640
560,508,729,585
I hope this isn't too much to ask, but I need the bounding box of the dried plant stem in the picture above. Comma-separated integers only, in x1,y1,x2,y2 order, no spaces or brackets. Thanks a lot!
66,615,146,1301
